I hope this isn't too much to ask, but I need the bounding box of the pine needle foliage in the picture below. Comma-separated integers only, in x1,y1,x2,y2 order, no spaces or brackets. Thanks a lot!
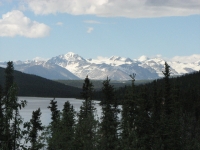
99,77,120,150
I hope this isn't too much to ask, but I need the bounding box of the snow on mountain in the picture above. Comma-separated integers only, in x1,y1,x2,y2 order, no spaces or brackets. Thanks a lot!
168,61,200,75
87,56,133,66
49,53,159,80
138,57,179,77
171,54,200,63
48,52,88,73
13,59,80,80
0,61,7,68
1,52,199,80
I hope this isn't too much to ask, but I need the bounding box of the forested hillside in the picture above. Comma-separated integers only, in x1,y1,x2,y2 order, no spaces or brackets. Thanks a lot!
55,79,152,90
0,67,81,98
1,61,200,149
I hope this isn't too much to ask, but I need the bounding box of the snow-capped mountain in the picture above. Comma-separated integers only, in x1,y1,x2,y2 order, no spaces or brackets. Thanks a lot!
1,52,200,80
47,53,159,80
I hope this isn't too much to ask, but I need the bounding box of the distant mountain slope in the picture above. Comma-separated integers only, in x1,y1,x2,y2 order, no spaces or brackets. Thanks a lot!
14,61,80,80
48,52,200,80
48,53,159,80
1,52,199,80
0,67,81,98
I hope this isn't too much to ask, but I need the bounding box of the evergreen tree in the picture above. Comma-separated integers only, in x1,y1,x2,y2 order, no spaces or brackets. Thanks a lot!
81,75,94,116
151,80,163,149
134,86,152,149
23,108,44,150
98,77,120,150
46,101,76,150
0,85,3,148
120,74,137,149
74,76,98,150
47,98,60,149
0,61,27,149
4,61,14,96
161,62,182,150
9,84,27,149
47,98,60,124
3,61,14,149
59,101,76,149
162,62,171,116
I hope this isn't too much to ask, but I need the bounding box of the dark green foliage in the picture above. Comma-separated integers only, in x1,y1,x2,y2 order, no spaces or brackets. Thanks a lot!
120,74,137,149
74,76,98,150
1,60,200,149
48,98,60,124
0,85,3,146
4,61,14,96
23,108,44,150
134,86,152,149
0,62,27,149
119,64,200,149
159,62,182,150
59,101,76,149
45,101,76,150
0,67,81,98
98,77,120,150
80,75,94,116
151,80,163,149
56,79,151,90
47,99,60,149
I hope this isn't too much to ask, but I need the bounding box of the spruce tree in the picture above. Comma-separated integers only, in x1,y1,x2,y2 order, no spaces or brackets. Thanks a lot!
120,74,137,149
23,108,44,150
74,76,98,150
151,80,163,149
162,62,171,116
0,85,3,148
4,61,14,96
9,84,27,149
47,98,60,149
98,77,120,150
47,98,60,127
0,61,27,149
135,86,152,149
161,62,182,150
59,101,76,149
3,61,14,149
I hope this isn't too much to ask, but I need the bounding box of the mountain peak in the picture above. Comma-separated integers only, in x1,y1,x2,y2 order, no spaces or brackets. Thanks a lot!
57,52,86,62
64,52,79,58
66,52,76,56
2,52,200,81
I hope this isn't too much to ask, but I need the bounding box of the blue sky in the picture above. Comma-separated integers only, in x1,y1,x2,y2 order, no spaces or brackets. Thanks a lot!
0,0,200,61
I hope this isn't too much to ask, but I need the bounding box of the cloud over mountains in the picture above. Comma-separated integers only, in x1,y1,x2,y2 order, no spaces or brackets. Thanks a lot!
25,0,200,18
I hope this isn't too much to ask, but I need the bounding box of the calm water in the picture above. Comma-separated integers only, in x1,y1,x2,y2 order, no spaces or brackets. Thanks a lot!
19,97,102,126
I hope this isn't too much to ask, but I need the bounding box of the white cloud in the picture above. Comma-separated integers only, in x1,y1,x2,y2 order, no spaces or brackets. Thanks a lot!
25,0,200,18
87,27,94,33
56,22,63,26
0,10,50,38
171,54,200,63
84,20,101,24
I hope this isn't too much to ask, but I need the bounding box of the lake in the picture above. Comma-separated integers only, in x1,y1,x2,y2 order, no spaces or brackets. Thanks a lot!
19,97,102,126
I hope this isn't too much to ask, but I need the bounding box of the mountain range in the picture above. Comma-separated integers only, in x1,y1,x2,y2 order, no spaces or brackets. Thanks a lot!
0,52,200,80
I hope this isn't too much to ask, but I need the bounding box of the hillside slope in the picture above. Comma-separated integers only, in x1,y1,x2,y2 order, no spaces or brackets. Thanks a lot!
0,67,81,98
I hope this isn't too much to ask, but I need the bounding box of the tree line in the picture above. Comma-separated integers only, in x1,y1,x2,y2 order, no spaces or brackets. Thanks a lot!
0,61,200,149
